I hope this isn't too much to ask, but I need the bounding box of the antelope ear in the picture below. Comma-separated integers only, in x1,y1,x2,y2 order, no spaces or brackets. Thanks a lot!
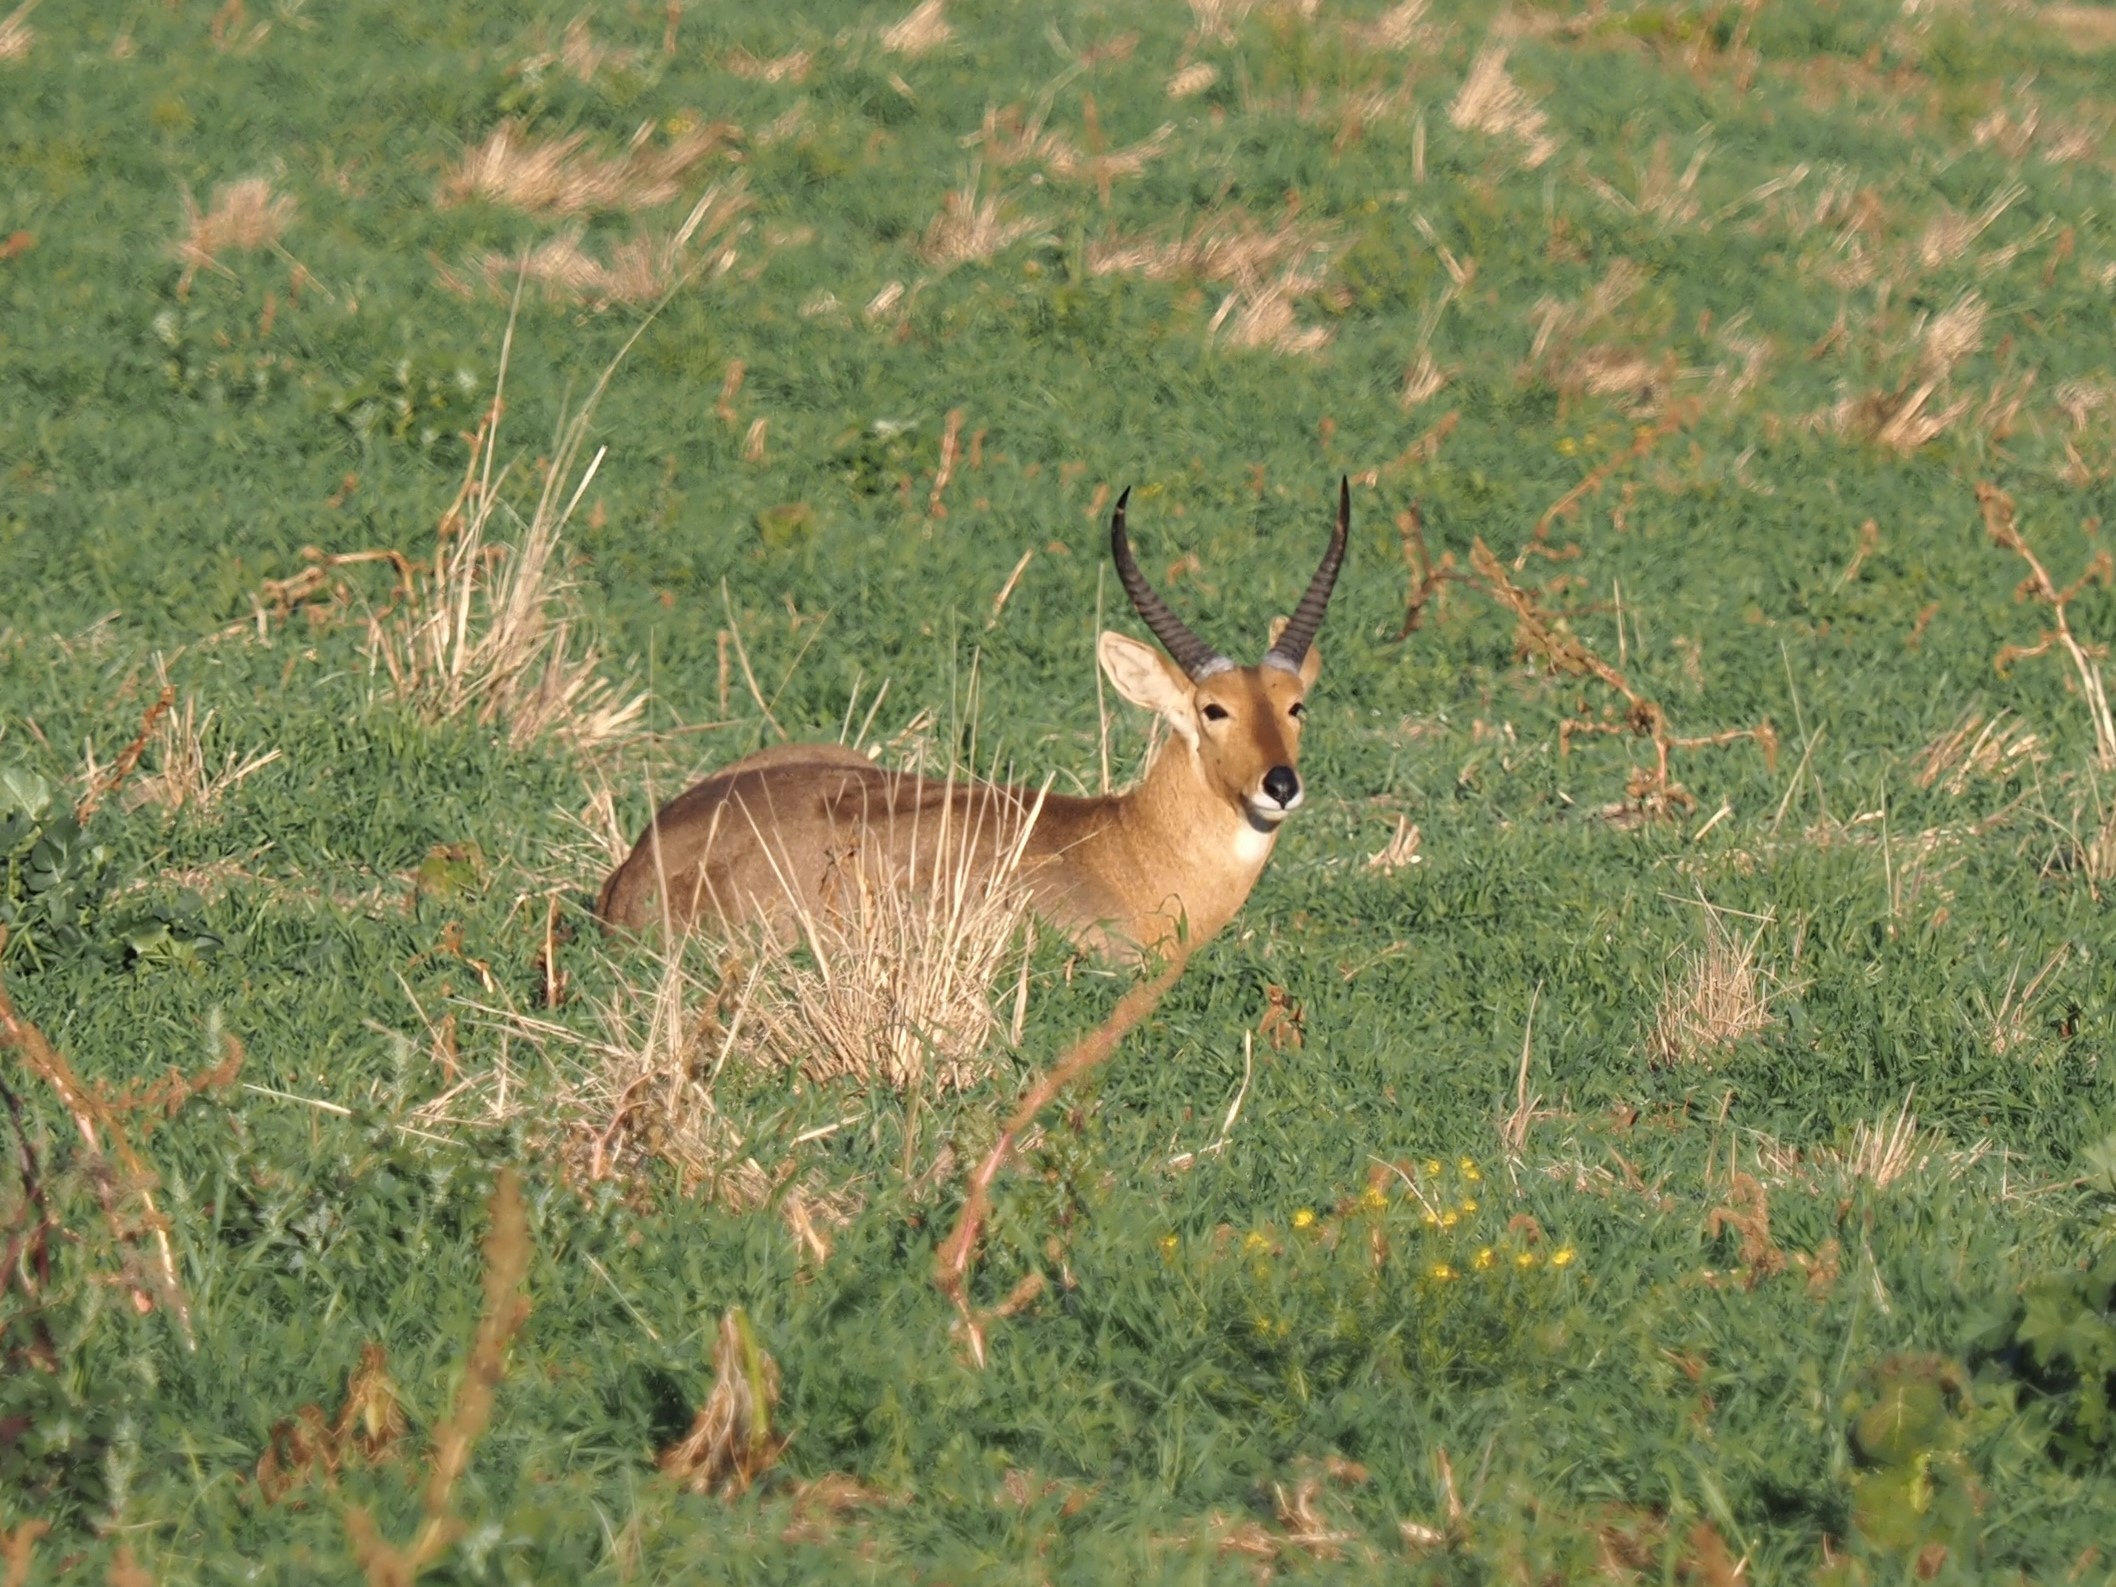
1097,631,1197,747
1266,617,1323,690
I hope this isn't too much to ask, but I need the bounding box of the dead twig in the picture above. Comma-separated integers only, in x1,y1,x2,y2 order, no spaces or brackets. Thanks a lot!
1468,540,1777,814
936,945,1193,1364
344,1169,531,1587
1980,482,2116,768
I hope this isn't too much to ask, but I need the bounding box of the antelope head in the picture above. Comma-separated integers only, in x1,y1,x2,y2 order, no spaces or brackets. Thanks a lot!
1095,478,1348,834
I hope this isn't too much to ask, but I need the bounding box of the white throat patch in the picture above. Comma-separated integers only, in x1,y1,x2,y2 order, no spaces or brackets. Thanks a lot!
1231,821,1278,868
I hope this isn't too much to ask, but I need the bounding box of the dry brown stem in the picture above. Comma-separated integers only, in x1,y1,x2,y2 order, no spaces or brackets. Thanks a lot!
1529,410,1686,552
345,1170,531,1587
936,946,1194,1365
75,686,176,823
1704,1171,1783,1286
1980,482,2116,768
0,1521,48,1587
256,1343,409,1503
658,1308,786,1496
1468,541,1777,813
0,949,244,1346
1388,503,1459,639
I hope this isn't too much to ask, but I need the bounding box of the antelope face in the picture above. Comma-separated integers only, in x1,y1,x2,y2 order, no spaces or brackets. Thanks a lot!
1189,652,1322,828
1098,478,1347,833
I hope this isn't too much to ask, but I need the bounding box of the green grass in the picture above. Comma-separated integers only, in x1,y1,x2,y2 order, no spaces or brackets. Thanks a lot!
5,0,2116,1580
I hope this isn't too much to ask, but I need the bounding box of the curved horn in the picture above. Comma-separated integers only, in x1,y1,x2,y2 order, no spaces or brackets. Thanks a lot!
1264,476,1349,673
1111,487,1230,680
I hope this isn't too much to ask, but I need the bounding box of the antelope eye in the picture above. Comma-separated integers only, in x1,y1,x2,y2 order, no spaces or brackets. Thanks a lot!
1289,701,1307,720
1201,703,1231,722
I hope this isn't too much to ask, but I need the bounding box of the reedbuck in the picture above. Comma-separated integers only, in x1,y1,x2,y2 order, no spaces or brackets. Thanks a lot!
597,481,1348,958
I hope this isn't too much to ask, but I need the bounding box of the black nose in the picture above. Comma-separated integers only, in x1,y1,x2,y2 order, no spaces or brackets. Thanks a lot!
1262,766,1300,808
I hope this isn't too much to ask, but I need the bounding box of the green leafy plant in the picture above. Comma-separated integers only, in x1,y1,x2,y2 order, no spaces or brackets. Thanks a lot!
0,766,114,970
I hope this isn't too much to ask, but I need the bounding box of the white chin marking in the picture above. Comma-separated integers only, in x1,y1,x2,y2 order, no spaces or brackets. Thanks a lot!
1232,821,1278,866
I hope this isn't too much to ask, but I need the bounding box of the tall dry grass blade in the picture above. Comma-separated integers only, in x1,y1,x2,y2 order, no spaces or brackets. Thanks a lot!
743,773,1047,1092
367,295,646,750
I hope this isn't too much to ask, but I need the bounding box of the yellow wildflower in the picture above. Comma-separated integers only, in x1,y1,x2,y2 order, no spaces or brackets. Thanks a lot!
1292,1207,1317,1230
1460,1158,1482,1183
1360,1185,1388,1212
1556,437,1577,456
1429,1262,1457,1281
1551,1246,1577,1268
1440,1210,1459,1229
1158,1234,1179,1261
1244,1230,1268,1254
1473,1247,1496,1271
1424,1159,1443,1177
1459,1198,1478,1215
1515,1250,1538,1269
1422,1209,1440,1227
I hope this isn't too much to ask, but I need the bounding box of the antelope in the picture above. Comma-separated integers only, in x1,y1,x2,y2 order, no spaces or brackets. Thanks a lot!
596,480,1348,959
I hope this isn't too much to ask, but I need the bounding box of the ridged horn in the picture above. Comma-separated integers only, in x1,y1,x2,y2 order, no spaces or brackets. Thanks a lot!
1110,487,1230,680
1263,476,1349,673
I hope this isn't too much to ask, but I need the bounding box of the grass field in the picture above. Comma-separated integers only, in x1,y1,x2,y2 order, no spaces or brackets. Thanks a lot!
6,0,2116,1579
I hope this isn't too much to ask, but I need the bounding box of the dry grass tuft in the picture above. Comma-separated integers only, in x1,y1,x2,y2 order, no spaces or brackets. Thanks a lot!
974,102,1175,199
2046,3,2116,50
1187,0,1256,44
1842,1095,1938,1191
1832,291,1989,454
1912,708,2044,794
745,778,1044,1093
1347,0,1433,50
725,46,810,82
127,667,283,817
1972,944,2070,1057
367,313,646,750
1167,61,1219,99
1090,206,1341,356
455,175,749,309
1582,137,1711,229
1448,45,1559,169
1366,815,1422,873
1523,258,1674,412
172,177,296,294
882,0,952,56
1916,184,2022,271
1649,903,1776,1066
658,1308,787,1497
0,0,36,62
478,936,768,1200
439,120,737,216
918,169,1046,267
